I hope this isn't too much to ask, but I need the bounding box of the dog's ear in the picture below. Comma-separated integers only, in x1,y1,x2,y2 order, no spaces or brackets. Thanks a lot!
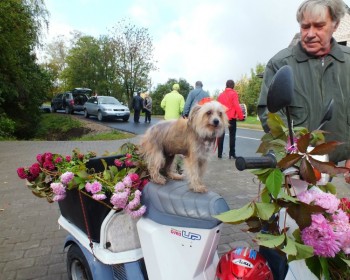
188,105,201,125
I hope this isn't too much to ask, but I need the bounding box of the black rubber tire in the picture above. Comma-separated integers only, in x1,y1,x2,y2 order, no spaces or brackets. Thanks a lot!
123,116,129,122
67,244,93,280
97,111,104,121
84,110,89,118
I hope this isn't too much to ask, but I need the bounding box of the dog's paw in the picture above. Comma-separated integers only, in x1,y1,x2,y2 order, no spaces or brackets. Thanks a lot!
152,175,167,185
167,172,184,181
190,185,208,193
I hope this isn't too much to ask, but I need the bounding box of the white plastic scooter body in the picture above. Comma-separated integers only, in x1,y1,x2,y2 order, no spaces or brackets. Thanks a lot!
137,217,222,280
59,180,229,280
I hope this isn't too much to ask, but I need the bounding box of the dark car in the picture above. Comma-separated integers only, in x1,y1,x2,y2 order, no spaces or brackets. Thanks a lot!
51,88,92,114
84,96,130,121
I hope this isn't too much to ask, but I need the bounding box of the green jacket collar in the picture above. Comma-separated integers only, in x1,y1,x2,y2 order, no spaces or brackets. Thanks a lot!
293,38,345,62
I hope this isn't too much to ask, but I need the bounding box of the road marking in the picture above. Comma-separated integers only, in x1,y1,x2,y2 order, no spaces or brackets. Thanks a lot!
224,133,260,141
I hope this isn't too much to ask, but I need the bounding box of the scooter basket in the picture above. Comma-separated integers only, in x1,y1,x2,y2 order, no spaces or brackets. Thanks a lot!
58,189,112,242
58,155,122,242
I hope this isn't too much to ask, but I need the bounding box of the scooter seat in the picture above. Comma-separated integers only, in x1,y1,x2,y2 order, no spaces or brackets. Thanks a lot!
141,180,229,229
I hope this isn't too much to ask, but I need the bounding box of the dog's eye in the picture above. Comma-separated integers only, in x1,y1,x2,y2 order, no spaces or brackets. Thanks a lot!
218,112,222,117
206,110,212,115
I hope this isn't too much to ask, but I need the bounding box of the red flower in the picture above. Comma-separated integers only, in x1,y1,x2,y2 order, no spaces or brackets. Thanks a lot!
114,159,123,167
339,198,350,219
29,163,41,177
125,153,132,159
17,167,27,179
65,155,71,162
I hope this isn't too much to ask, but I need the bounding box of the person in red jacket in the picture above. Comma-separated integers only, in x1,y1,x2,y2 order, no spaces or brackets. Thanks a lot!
217,80,244,159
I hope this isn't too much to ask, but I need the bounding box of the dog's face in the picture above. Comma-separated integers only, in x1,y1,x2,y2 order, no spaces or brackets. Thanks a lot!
188,101,227,139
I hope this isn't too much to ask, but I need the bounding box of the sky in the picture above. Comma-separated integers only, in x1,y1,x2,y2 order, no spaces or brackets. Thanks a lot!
43,0,349,94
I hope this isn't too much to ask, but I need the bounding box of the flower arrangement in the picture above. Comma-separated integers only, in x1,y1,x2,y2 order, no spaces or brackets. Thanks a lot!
17,143,149,218
215,113,350,280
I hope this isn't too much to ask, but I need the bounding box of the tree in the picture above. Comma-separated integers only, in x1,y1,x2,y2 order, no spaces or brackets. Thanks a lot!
110,20,157,107
0,0,51,139
42,35,69,96
151,78,192,115
61,35,102,90
236,63,265,116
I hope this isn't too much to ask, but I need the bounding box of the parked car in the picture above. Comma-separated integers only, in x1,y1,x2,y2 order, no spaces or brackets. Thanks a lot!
51,88,92,114
83,96,130,122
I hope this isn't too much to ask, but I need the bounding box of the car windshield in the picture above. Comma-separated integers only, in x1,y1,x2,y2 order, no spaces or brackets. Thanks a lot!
98,97,121,105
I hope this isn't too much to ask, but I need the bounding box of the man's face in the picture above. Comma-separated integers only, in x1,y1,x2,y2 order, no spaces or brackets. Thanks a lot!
300,8,338,56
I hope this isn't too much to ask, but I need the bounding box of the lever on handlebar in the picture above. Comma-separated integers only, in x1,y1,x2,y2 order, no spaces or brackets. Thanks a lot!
235,152,277,171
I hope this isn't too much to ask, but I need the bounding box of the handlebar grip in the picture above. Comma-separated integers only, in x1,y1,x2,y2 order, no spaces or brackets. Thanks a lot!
235,154,277,171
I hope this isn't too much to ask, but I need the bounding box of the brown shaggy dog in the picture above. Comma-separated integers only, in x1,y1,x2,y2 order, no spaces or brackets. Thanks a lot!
139,101,227,193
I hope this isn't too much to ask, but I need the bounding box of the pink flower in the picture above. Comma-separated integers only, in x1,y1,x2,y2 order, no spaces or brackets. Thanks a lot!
297,188,340,213
60,171,74,185
53,193,66,201
124,159,134,167
114,182,125,192
55,157,63,164
92,193,107,200
129,173,139,182
43,161,55,171
123,176,132,187
127,190,141,210
85,181,102,194
45,153,53,162
110,191,129,209
126,205,146,218
65,155,71,162
125,153,132,159
17,167,27,179
29,163,41,179
302,213,341,257
36,154,44,164
114,159,123,167
50,182,66,195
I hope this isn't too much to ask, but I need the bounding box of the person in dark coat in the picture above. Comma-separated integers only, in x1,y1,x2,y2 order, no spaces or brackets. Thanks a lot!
132,92,144,123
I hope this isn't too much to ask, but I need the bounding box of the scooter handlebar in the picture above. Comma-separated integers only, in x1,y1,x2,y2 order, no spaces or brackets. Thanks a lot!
235,153,277,171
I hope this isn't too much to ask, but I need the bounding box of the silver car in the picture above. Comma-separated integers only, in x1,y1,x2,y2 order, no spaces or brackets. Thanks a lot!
84,96,130,122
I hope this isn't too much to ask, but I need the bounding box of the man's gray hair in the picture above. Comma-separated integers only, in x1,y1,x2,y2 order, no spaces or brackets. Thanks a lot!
296,0,346,24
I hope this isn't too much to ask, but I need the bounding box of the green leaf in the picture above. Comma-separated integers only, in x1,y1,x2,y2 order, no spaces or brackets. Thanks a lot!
103,170,111,180
319,257,330,280
265,169,283,198
256,232,285,248
305,256,322,278
76,170,89,179
341,257,350,267
214,203,255,224
281,236,297,256
295,242,314,260
254,202,277,220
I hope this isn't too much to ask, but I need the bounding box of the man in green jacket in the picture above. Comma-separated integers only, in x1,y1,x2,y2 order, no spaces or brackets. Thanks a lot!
161,83,185,120
257,0,350,169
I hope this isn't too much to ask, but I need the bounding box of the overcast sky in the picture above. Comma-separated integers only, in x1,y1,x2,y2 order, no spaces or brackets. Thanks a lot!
44,0,350,94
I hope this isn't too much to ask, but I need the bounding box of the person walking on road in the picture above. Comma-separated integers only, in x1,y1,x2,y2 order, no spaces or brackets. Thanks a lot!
143,93,153,123
183,81,209,118
132,92,143,123
217,79,244,159
161,83,185,120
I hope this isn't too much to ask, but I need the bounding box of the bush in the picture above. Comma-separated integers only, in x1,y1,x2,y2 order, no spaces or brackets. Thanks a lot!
0,114,16,140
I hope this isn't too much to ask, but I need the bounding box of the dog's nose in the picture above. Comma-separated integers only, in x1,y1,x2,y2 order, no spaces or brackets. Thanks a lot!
213,119,219,126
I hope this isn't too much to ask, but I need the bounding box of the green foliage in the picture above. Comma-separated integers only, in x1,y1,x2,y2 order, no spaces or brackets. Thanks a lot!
0,0,51,139
236,63,265,116
0,113,16,140
215,112,350,279
76,131,134,141
34,114,82,139
151,78,192,115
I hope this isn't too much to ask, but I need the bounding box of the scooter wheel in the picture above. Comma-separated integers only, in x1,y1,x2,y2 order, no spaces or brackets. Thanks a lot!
67,244,93,280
